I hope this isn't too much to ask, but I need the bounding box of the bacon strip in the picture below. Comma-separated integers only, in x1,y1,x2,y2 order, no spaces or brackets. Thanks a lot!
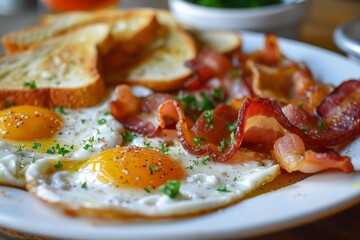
273,134,353,173
111,92,358,163
184,50,233,90
155,97,358,162
316,79,360,131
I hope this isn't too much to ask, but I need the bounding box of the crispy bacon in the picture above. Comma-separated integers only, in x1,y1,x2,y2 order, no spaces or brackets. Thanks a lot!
281,104,318,130
156,97,358,162
246,34,282,66
111,92,358,163
110,85,173,136
184,50,233,90
316,79,360,131
273,134,353,173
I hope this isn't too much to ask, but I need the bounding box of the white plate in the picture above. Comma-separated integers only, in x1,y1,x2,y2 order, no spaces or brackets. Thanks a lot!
0,32,359,240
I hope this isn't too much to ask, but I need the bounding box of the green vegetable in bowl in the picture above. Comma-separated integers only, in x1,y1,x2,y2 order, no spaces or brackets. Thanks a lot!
187,0,282,8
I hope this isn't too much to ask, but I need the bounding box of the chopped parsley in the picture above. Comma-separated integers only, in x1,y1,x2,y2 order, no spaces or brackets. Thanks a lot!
81,119,86,124
46,146,56,154
193,137,206,148
23,81,37,89
16,145,24,153
186,165,194,170
202,156,211,164
203,109,214,129
46,144,71,156
176,91,197,110
198,92,215,111
298,101,304,107
81,182,87,190
300,127,309,132
318,120,326,130
217,139,229,152
32,142,41,149
230,131,235,144
148,165,159,175
159,180,180,199
31,158,36,163
144,188,151,193
176,91,216,113
83,144,92,150
211,87,224,100
278,100,287,105
55,144,70,156
97,118,107,125
54,161,63,169
159,143,169,154
58,105,68,115
229,69,238,78
217,183,230,192
143,141,152,148
5,102,13,108
233,177,238,181
104,110,110,116
122,130,137,143
226,123,237,132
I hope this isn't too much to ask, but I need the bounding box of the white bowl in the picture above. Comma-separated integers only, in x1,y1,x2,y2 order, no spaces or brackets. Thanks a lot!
334,17,360,64
168,0,310,39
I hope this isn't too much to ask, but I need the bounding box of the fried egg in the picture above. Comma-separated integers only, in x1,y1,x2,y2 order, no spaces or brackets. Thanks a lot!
25,133,280,218
0,93,123,187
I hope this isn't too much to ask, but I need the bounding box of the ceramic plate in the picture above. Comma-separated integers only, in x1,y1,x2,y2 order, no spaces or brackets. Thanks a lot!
0,31,359,240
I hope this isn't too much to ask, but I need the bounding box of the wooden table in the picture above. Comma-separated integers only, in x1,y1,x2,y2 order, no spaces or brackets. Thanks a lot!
0,0,359,239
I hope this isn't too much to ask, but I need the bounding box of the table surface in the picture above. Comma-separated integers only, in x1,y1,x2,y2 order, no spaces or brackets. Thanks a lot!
0,0,359,239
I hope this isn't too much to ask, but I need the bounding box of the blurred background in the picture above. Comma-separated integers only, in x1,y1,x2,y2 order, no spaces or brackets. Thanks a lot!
0,0,359,54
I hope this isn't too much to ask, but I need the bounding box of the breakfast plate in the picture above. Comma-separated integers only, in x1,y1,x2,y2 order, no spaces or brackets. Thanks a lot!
0,31,359,240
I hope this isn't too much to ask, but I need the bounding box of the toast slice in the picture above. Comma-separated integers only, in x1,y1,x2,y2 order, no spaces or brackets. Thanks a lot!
2,9,159,72
105,10,196,92
0,24,110,109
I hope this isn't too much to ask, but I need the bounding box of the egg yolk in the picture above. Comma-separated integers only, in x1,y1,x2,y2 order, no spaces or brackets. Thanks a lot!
81,146,184,189
0,106,63,141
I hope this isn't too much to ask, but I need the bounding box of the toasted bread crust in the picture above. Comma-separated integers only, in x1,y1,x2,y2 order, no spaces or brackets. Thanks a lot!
0,76,105,109
105,27,197,92
2,9,158,54
0,25,108,109
102,12,160,72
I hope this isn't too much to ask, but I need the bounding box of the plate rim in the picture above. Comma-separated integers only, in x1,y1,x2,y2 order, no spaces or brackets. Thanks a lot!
0,31,360,240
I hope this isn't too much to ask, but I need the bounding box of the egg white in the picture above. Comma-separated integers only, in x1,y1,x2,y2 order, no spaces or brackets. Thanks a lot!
25,135,280,218
0,91,123,187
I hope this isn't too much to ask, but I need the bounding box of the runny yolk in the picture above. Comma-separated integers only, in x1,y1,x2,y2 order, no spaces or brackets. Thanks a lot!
0,106,63,141
80,146,184,189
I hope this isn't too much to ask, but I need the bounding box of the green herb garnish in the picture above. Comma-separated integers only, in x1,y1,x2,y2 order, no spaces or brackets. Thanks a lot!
217,139,228,152
54,161,63,169
32,142,41,149
319,120,326,130
217,183,230,192
5,102,13,108
23,81,37,89
203,109,214,129
58,105,68,115
46,146,56,154
211,87,224,100
159,143,169,154
159,180,180,199
97,119,107,125
122,130,137,143
193,137,206,148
